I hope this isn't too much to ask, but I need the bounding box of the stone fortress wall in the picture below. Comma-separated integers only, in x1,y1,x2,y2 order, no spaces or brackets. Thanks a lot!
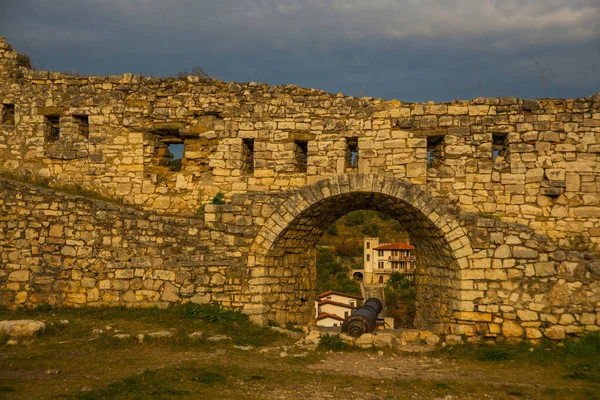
1,37,600,340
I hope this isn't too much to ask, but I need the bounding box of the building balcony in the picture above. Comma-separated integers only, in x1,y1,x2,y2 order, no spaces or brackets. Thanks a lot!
386,256,416,261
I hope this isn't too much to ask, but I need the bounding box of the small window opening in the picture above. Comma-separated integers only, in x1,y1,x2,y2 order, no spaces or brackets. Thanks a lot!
366,242,370,249
242,138,254,173
295,140,308,172
344,311,349,318
45,115,60,143
74,115,89,139
346,138,359,169
366,254,370,261
492,133,508,161
2,104,15,125
427,135,444,168
167,143,184,172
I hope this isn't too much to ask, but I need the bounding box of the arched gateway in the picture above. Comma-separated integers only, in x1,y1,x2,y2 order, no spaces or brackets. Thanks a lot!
248,174,475,334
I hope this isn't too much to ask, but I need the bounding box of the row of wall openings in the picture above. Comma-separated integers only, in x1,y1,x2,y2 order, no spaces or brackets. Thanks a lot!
426,136,444,168
346,138,358,169
74,115,89,139
242,138,254,173
294,140,308,173
43,115,90,143
427,134,510,167
1,104,15,125
241,138,358,174
154,129,183,172
492,133,508,161
44,116,60,143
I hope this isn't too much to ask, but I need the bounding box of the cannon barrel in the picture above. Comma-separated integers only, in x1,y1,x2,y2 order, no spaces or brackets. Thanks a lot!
341,298,383,337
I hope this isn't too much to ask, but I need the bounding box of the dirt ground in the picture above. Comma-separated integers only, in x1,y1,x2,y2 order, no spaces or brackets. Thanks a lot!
0,307,598,399
0,340,597,399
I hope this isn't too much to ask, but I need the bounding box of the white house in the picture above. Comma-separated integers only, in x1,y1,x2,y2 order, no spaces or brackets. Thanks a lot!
314,290,363,327
358,237,416,285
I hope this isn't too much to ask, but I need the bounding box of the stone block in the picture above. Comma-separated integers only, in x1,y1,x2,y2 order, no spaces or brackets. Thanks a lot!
534,262,556,277
355,333,374,347
8,270,29,282
502,320,523,337
373,333,396,348
516,310,538,321
544,325,565,340
0,320,46,337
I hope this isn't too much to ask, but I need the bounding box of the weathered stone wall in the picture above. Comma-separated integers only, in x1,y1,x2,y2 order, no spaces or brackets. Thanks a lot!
1,37,600,340
1,173,600,339
1,37,598,254
0,177,249,309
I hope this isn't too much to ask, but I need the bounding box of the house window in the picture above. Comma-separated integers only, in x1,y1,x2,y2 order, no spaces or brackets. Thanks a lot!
379,275,384,284
492,133,508,161
344,311,349,318
1,104,15,125
242,138,254,174
44,115,60,143
378,250,384,257
74,115,89,139
294,140,308,172
346,138,358,169
366,242,370,249
427,135,444,168
350,301,355,306
378,262,384,269
366,254,370,261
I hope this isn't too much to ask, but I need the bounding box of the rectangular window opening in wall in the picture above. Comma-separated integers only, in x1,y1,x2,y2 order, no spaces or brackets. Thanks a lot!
44,115,60,143
1,104,15,125
74,115,89,139
295,140,308,172
151,128,184,172
346,138,358,169
167,142,184,172
427,135,444,168
366,254,370,261
242,138,254,174
492,133,508,161
366,242,370,249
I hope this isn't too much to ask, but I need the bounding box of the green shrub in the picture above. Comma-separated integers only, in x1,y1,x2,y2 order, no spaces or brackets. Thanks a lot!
317,334,348,351
343,211,365,227
326,223,338,236
181,302,246,324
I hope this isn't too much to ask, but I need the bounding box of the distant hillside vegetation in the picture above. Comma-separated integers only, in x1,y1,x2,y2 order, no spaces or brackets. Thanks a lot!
316,210,409,296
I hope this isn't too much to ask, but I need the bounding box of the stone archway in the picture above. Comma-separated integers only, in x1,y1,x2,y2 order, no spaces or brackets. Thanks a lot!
248,174,474,333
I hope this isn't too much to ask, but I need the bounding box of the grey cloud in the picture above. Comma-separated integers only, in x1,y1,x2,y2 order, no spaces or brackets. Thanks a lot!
0,0,598,102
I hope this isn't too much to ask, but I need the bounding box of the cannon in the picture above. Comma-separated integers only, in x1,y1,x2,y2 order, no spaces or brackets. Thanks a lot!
341,298,383,337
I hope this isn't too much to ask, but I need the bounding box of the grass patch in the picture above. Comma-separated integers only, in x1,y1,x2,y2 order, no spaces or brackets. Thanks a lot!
478,347,513,361
436,332,600,385
0,168,122,204
0,302,290,349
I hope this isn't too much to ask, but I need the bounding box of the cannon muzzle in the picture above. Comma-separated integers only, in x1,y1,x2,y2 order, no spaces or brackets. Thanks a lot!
341,298,383,337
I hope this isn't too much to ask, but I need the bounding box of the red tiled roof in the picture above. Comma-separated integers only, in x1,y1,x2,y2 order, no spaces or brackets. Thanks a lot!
316,290,363,300
373,242,415,250
316,312,345,322
317,299,357,309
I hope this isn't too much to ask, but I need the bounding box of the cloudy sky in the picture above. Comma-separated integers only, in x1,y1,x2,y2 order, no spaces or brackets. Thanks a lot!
1,0,599,102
